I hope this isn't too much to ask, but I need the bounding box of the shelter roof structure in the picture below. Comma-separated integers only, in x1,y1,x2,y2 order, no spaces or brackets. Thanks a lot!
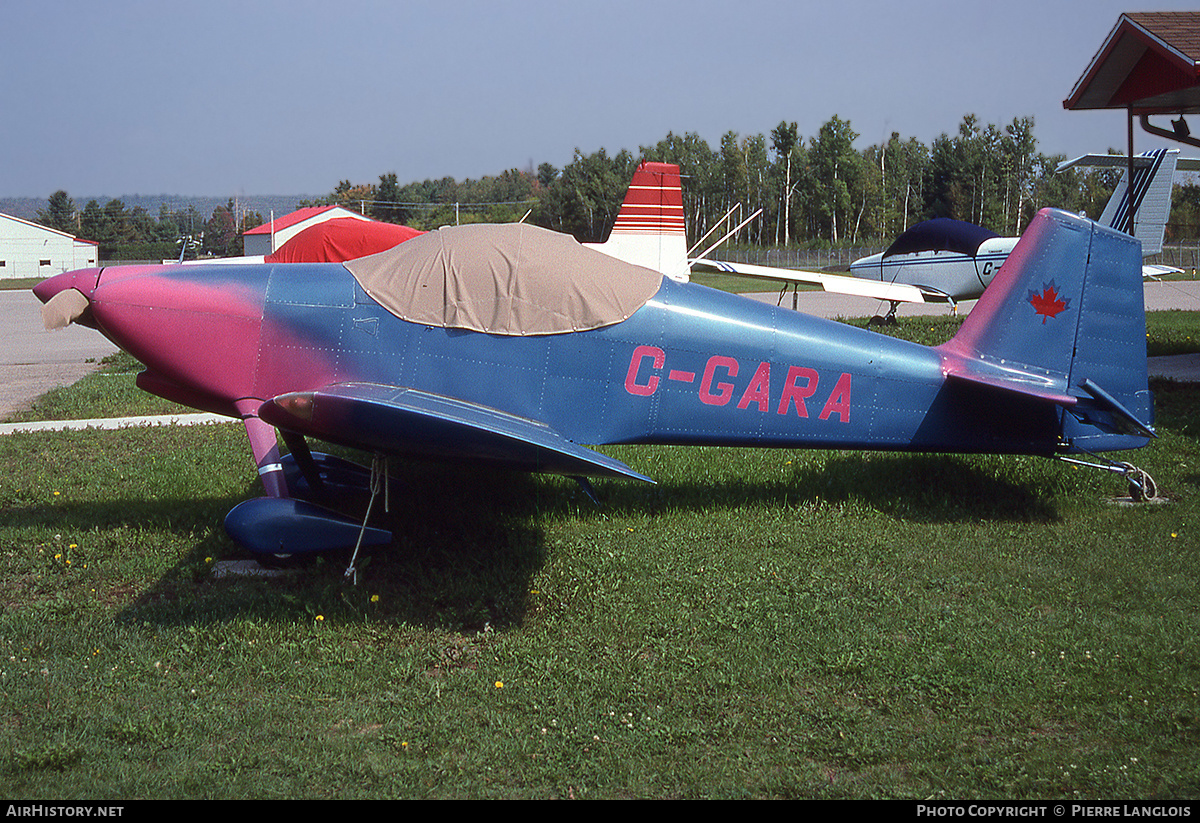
1063,12,1200,231
1064,12,1200,115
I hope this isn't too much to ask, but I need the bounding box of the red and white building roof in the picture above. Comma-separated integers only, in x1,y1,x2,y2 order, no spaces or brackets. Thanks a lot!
243,205,374,256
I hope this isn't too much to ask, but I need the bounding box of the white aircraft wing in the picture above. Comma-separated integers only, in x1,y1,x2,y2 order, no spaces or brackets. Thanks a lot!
1143,264,1184,279
1055,153,1200,173
690,257,948,304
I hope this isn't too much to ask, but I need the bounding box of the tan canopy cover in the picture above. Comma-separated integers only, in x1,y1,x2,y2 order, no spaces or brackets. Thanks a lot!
344,223,664,336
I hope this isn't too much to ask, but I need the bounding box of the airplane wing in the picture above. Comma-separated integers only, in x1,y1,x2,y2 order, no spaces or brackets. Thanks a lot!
1054,153,1200,173
1143,264,1184,279
258,382,653,483
689,257,949,304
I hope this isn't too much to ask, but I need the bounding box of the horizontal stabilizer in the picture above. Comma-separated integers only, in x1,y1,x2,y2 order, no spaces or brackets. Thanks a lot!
1143,264,1183,279
942,366,1077,407
1054,152,1200,173
260,383,653,483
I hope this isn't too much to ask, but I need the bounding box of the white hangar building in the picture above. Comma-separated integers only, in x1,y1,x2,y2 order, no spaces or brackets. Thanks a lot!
0,212,98,280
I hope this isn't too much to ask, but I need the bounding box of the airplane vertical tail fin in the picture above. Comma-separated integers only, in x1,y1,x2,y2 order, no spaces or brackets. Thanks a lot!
939,208,1153,453
588,161,690,282
1098,149,1178,256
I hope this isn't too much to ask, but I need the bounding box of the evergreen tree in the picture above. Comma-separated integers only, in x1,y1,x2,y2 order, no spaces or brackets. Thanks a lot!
373,172,408,223
37,190,77,233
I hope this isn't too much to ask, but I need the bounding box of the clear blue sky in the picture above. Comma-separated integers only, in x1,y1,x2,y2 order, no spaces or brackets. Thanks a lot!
3,0,1197,198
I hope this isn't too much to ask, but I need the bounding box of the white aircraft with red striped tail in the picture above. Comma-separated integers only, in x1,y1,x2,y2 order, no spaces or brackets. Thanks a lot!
584,161,691,282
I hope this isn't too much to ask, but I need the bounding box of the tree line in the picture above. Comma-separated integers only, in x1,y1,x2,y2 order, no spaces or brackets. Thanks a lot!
36,194,265,260
530,114,1128,247
33,113,1200,260
274,112,1200,247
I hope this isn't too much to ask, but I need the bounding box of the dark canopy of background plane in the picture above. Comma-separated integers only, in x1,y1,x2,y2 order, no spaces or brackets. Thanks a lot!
883,218,1000,259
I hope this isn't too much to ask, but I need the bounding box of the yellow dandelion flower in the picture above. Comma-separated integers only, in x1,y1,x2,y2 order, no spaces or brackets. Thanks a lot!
370,594,379,603
495,681,504,689
315,614,324,622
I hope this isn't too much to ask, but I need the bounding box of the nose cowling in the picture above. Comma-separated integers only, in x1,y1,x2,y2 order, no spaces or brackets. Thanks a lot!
33,267,102,304
34,267,104,329
38,264,269,413
92,267,268,407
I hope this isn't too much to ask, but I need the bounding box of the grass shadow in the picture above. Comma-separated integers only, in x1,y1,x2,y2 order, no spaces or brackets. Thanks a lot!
588,449,1063,524
111,462,556,632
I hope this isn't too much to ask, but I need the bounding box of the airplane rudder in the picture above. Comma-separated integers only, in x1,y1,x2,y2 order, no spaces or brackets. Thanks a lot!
1069,216,1149,406
1132,150,1177,255
616,162,684,223
946,208,1093,378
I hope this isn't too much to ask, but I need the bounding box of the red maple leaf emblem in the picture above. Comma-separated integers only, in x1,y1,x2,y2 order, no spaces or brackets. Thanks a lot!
1028,282,1070,323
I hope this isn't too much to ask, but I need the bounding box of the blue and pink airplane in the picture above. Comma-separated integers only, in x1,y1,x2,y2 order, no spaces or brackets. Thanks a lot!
34,176,1156,559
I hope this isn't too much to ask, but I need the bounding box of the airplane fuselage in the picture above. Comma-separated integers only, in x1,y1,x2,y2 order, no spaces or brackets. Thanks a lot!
52,261,1068,461
848,236,1018,303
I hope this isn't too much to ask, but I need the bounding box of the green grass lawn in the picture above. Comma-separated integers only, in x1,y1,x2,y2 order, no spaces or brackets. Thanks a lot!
0,278,41,291
1,316,1198,799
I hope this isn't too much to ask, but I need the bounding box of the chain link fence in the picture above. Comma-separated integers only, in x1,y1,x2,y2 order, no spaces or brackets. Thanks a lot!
705,246,887,272
1154,243,1200,275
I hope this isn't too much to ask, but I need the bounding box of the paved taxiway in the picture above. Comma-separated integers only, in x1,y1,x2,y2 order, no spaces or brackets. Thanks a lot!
1,289,117,420
2,279,1199,423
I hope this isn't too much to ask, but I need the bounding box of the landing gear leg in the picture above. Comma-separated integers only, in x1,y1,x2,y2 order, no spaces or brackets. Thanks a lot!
281,430,326,500
345,453,390,585
867,301,901,328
